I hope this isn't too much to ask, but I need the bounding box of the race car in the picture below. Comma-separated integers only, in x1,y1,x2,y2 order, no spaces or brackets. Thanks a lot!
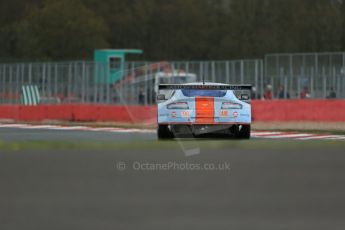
157,82,252,139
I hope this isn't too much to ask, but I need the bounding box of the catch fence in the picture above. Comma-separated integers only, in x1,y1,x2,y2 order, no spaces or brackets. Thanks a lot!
1,52,345,105
265,52,345,99
0,60,263,105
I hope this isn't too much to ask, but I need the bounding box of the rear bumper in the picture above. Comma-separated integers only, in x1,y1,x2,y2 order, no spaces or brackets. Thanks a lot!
158,112,251,124
162,123,250,135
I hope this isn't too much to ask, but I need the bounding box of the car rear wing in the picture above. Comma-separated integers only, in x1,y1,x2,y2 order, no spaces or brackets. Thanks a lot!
158,84,252,102
158,84,252,90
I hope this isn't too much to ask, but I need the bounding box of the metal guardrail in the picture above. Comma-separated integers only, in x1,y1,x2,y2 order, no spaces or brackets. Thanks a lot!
1,53,345,105
0,60,263,105
265,52,345,99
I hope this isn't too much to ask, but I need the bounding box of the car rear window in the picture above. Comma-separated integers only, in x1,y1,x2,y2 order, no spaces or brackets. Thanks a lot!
181,89,227,97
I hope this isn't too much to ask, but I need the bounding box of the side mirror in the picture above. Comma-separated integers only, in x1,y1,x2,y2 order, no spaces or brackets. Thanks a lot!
157,94,166,101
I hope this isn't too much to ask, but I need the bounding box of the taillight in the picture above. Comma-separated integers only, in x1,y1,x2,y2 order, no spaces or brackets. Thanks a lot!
221,102,242,109
167,102,189,109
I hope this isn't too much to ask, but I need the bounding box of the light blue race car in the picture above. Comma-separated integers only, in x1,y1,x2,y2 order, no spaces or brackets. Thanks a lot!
157,82,252,139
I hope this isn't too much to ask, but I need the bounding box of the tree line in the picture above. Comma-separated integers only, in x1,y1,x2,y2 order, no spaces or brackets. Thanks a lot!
1,0,345,61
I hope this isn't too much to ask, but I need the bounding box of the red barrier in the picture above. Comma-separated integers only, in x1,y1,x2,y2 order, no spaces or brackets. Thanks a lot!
0,105,19,120
0,100,345,123
252,100,345,122
18,106,46,121
97,105,129,122
45,105,74,121
72,105,99,121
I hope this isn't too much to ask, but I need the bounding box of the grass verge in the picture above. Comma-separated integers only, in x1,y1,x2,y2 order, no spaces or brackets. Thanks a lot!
1,139,345,152
253,122,345,134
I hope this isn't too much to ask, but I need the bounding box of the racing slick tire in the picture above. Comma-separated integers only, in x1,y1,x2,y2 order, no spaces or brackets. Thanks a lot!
237,125,251,139
232,125,251,139
157,125,174,139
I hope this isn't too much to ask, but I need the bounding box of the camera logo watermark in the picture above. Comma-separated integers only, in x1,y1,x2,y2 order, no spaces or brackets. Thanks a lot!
115,161,231,172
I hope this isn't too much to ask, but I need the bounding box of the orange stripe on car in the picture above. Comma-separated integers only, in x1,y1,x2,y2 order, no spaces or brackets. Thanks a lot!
195,96,214,124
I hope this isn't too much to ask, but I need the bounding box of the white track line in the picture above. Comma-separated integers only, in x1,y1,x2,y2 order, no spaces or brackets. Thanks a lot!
256,133,317,139
47,126,155,133
251,132,283,136
14,125,60,129
46,126,90,130
325,136,345,140
0,123,343,139
0,123,155,134
297,135,340,140
0,124,31,128
251,132,341,140
84,127,122,132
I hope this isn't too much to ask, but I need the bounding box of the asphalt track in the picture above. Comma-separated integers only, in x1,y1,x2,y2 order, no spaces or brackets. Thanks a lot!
0,127,156,141
1,126,345,142
1,127,345,229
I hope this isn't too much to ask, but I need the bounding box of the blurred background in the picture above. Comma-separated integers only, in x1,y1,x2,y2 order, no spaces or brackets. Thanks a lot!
2,0,345,61
1,0,345,106
2,2,345,230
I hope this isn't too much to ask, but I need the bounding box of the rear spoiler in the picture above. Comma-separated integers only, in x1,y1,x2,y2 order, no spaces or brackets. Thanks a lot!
158,84,252,90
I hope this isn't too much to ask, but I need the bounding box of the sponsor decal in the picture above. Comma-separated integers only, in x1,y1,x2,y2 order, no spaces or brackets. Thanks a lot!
233,111,239,118
181,110,190,118
159,113,169,117
220,110,229,117
171,112,177,118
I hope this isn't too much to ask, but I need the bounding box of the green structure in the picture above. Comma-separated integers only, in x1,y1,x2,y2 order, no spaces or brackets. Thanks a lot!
21,85,40,105
94,49,143,84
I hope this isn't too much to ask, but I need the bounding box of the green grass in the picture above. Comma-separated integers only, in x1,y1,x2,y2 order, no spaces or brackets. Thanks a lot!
1,139,345,152
266,129,345,135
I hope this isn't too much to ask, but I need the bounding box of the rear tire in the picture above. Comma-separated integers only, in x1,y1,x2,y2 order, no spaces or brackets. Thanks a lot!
235,125,250,139
230,125,250,139
157,125,174,139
